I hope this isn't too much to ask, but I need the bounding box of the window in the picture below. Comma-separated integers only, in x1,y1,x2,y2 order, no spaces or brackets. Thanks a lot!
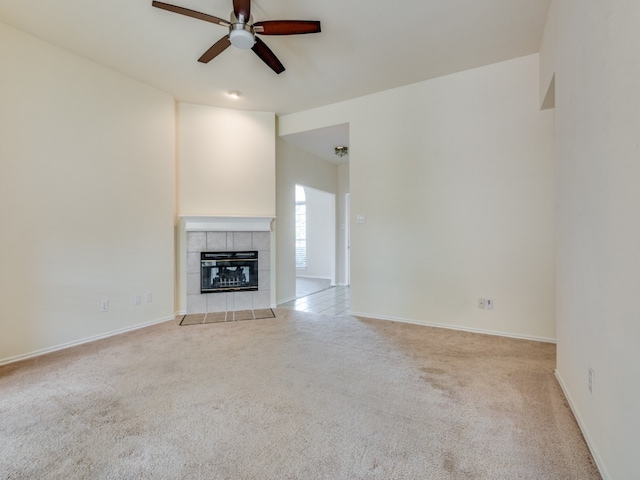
295,185,307,269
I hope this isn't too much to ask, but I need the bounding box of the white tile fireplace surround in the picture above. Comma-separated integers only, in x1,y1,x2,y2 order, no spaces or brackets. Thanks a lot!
182,216,273,315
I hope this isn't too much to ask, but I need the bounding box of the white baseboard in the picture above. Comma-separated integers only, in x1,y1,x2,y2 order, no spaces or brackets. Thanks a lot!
348,310,557,344
0,315,176,367
296,275,331,280
554,371,609,480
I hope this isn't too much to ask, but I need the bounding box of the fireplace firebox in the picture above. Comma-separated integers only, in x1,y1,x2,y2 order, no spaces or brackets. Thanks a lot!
200,251,258,293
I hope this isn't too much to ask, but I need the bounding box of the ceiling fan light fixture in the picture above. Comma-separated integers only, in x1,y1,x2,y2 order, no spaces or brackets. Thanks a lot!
229,25,255,49
334,146,349,158
152,1,321,73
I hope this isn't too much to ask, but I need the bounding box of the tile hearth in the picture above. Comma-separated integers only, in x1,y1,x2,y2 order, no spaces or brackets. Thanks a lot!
180,308,275,325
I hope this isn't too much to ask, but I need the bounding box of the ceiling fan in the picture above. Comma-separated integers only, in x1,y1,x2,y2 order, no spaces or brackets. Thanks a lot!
152,0,321,74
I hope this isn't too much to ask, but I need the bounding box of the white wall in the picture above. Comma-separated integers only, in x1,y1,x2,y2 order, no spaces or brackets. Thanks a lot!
298,186,335,281
541,1,640,478
539,0,558,109
175,103,276,313
275,138,338,303
0,23,176,363
177,103,275,216
280,54,556,341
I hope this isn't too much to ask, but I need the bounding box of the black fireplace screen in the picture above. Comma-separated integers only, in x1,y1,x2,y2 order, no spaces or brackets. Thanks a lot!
201,251,258,293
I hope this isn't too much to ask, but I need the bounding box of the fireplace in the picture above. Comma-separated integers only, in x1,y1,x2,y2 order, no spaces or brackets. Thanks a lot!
182,216,273,314
201,251,258,293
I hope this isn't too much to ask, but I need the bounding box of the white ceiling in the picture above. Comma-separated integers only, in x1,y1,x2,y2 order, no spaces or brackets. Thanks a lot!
0,0,551,160
281,123,349,165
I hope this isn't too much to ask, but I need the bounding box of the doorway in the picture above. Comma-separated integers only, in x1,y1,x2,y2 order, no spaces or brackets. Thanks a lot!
295,184,336,298
345,192,350,286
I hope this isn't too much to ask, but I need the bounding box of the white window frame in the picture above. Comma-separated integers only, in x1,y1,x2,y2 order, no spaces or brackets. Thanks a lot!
295,185,307,269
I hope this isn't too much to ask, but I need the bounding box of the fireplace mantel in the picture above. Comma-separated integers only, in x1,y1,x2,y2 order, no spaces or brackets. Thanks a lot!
180,215,274,232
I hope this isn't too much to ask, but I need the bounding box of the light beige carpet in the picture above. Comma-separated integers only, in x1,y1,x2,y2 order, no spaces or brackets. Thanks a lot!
0,310,600,479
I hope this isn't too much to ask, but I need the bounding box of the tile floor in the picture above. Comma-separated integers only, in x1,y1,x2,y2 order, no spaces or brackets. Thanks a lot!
278,286,350,316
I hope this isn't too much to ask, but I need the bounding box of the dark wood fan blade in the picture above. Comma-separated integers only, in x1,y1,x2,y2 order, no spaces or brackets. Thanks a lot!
253,20,321,35
198,36,231,63
233,0,251,22
152,1,230,27
251,37,285,74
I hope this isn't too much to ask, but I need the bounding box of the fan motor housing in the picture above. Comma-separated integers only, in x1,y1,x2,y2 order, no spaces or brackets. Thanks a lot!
229,23,256,50
229,12,255,49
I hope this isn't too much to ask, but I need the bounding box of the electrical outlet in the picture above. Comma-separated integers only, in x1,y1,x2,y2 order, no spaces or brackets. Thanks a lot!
146,292,153,303
100,299,109,312
485,299,493,310
134,294,142,305
588,367,594,394
478,298,486,309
